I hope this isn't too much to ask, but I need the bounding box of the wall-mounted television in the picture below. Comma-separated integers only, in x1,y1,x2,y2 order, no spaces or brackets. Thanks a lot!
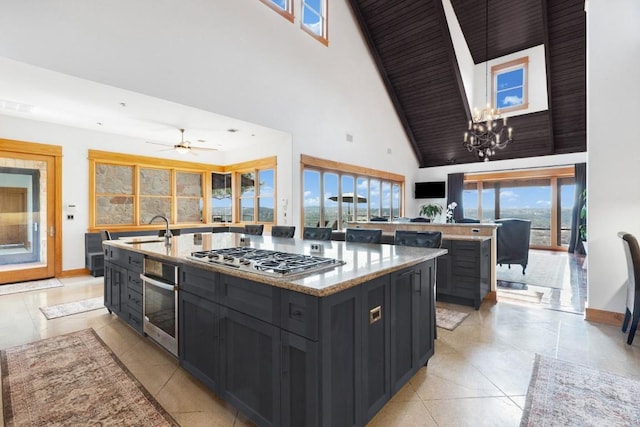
414,181,446,199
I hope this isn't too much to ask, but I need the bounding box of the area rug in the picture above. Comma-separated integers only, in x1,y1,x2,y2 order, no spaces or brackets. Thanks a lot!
1,328,178,426
521,354,640,426
39,296,104,320
436,306,470,330
0,278,63,296
497,250,566,289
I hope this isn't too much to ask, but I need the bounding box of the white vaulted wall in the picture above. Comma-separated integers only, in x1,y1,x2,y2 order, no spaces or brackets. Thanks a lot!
0,0,418,271
585,0,640,313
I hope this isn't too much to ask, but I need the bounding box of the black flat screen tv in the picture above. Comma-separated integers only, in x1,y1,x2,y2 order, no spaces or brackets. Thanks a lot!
414,181,445,199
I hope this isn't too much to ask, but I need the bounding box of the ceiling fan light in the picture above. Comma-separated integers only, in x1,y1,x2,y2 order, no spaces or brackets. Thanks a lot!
175,145,189,154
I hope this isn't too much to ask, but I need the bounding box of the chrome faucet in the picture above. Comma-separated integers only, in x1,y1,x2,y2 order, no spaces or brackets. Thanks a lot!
149,215,172,247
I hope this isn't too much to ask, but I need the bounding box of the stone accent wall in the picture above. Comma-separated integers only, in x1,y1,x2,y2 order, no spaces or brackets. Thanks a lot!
176,172,202,197
140,168,170,195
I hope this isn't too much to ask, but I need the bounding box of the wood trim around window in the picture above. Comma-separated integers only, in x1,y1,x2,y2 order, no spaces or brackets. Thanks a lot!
464,165,575,251
258,0,294,22
491,56,529,113
464,166,574,183
300,0,328,46
301,154,404,182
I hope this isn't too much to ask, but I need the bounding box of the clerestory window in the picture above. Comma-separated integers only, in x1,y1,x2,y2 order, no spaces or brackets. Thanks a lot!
492,56,529,113
301,0,328,45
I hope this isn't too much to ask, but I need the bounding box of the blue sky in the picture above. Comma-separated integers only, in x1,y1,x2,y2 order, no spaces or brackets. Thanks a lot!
464,184,575,210
303,170,399,209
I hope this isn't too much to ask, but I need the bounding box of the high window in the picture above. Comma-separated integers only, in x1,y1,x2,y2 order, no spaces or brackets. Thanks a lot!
259,0,294,22
492,56,528,113
301,0,328,45
301,155,404,229
462,167,575,250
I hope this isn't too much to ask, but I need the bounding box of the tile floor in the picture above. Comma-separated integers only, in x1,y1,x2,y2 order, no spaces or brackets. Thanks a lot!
1,253,639,427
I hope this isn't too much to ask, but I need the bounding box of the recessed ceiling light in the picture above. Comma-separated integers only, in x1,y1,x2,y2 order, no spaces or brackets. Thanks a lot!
119,102,126,107
227,128,239,133
197,139,206,143
96,122,103,126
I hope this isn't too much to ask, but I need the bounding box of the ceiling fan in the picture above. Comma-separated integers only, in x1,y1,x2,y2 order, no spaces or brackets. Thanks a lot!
146,128,217,155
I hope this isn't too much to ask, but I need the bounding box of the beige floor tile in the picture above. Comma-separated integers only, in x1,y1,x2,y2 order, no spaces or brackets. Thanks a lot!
424,396,522,427
155,367,237,419
367,400,437,427
411,352,504,400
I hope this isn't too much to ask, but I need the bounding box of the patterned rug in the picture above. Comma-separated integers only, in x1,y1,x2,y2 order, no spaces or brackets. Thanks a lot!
1,329,178,426
436,306,470,330
521,354,640,426
39,296,105,319
0,278,63,296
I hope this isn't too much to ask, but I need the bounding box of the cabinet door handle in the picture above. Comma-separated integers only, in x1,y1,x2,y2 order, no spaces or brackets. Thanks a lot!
369,305,382,324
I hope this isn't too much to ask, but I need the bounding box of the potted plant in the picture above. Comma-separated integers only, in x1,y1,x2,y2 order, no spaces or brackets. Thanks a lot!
419,203,442,222
579,189,587,254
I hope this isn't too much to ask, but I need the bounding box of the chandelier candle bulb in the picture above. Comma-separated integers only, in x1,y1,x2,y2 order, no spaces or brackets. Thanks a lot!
464,132,468,142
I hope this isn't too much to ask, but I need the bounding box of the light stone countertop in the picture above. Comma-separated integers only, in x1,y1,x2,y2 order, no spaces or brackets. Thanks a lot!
105,232,447,297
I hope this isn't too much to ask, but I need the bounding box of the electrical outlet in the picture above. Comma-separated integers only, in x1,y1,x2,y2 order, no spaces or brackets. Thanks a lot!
239,236,250,246
310,243,324,254
67,214,74,220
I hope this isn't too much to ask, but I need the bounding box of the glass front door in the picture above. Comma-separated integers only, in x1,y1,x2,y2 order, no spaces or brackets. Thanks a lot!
0,151,55,284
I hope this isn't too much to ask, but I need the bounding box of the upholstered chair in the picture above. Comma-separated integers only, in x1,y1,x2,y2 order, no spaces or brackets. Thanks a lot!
345,228,382,244
619,232,640,344
303,227,333,241
495,218,532,274
394,230,442,248
244,224,264,236
271,225,296,238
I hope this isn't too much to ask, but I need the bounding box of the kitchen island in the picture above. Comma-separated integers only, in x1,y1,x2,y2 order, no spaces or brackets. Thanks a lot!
102,232,446,427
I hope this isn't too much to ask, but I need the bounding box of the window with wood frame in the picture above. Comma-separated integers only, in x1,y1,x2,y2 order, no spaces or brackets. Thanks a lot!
301,0,328,45
492,56,529,113
462,166,575,250
259,0,294,22
301,154,404,230
89,150,276,231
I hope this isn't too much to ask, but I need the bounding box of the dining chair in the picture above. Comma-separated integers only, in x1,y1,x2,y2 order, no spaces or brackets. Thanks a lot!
394,230,442,248
619,232,640,344
271,225,296,238
302,227,333,241
244,224,264,236
345,228,382,244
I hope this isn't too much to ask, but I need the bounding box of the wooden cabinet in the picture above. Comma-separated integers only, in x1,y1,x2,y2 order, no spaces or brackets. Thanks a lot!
179,290,220,392
103,262,125,315
389,261,435,393
152,251,436,427
436,239,491,309
103,246,144,331
220,306,281,427
280,331,319,427
361,275,391,421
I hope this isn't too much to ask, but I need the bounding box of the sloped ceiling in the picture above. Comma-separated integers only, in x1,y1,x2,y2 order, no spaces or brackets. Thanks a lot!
347,0,586,167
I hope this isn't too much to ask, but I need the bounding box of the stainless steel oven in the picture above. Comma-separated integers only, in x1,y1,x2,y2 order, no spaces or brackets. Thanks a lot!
141,257,179,357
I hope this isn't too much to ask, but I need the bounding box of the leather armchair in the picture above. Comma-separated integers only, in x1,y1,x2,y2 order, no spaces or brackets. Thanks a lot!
495,218,531,274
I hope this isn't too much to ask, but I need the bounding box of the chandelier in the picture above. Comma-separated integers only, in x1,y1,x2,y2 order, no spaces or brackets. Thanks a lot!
463,0,514,161
463,105,513,161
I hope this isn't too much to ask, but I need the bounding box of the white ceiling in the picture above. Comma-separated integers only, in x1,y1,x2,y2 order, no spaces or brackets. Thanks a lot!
0,57,289,152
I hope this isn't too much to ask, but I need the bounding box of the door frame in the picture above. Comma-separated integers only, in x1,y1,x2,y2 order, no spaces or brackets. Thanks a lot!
0,138,62,283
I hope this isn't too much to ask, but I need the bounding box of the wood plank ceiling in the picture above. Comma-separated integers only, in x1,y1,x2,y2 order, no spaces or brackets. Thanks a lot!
347,0,586,167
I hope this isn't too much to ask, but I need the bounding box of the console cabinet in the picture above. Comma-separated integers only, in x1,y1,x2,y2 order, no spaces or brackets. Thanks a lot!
179,260,436,427
436,239,490,309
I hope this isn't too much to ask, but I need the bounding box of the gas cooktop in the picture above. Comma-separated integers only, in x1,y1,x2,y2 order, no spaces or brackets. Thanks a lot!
187,247,345,277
